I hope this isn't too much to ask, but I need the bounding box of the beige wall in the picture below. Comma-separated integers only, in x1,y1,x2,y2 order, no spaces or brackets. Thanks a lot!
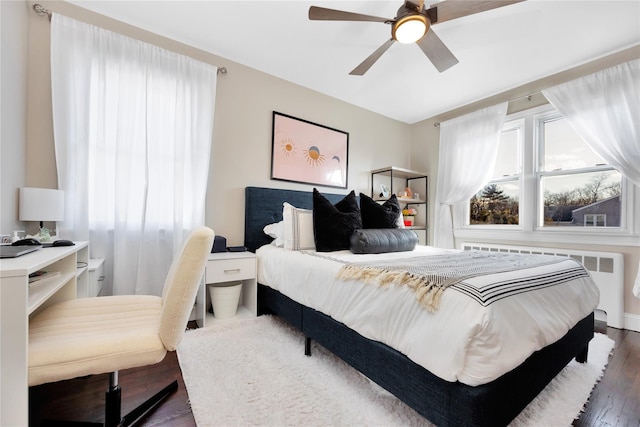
409,117,440,245
208,62,411,246
0,1,29,237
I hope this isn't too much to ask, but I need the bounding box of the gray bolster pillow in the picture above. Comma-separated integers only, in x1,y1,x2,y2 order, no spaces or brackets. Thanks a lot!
350,229,418,254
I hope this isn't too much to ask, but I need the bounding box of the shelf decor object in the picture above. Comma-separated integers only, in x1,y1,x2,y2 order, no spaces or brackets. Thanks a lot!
19,187,65,242
402,207,417,226
271,111,349,189
400,187,413,199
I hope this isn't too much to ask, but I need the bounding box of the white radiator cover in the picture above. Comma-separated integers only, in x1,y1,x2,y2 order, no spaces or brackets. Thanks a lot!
461,242,624,329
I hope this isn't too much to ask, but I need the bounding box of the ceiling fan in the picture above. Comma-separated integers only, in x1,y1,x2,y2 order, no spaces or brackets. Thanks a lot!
309,0,523,75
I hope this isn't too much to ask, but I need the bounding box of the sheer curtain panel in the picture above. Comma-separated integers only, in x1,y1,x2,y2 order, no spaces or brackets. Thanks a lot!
433,103,508,249
542,59,640,186
542,59,640,298
51,14,217,296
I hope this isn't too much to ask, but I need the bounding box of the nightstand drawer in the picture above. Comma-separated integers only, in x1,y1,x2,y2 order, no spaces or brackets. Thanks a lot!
206,257,256,283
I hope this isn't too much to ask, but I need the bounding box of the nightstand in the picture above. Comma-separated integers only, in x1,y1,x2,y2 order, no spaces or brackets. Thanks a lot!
194,252,257,327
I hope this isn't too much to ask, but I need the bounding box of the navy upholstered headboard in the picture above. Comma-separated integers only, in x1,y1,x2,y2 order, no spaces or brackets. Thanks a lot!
244,186,349,252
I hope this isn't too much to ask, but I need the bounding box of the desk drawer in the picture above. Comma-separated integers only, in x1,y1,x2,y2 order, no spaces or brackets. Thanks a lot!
206,258,256,283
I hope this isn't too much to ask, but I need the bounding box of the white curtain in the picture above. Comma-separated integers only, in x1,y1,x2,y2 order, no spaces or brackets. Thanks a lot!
542,59,640,186
542,59,640,299
51,14,217,296
433,103,508,249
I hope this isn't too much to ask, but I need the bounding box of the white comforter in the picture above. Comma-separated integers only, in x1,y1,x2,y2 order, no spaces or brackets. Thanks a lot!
256,245,600,386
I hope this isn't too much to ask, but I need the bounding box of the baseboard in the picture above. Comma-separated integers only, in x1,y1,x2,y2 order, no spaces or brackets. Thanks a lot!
623,312,640,332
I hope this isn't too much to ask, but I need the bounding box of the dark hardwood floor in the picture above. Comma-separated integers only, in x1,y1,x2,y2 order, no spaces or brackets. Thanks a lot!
29,321,640,427
573,322,640,427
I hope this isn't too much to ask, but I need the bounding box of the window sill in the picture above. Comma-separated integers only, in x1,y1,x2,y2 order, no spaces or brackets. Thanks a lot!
454,227,639,248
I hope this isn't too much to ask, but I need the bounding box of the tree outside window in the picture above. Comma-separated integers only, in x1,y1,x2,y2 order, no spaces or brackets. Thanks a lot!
470,184,519,225
469,122,521,226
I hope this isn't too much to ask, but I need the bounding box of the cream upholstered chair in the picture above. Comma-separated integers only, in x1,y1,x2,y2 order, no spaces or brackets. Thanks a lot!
29,227,214,427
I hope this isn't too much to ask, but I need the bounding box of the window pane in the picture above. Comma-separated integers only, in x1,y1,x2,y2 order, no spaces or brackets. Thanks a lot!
470,182,519,225
541,170,621,227
542,118,607,171
492,128,519,178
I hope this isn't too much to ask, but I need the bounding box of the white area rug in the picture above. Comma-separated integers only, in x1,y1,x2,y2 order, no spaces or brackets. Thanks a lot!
177,316,613,427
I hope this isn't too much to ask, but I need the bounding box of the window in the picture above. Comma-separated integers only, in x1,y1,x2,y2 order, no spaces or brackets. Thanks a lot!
584,214,606,227
468,107,624,231
538,113,622,228
469,121,522,225
50,14,217,296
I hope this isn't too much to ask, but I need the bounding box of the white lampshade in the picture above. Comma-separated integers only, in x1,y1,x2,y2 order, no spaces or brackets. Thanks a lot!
392,15,428,44
19,187,65,226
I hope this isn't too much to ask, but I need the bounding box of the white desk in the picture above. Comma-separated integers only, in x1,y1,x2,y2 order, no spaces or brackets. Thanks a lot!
0,242,88,426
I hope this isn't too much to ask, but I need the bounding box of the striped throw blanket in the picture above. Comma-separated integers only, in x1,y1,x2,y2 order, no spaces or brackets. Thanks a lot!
336,251,572,312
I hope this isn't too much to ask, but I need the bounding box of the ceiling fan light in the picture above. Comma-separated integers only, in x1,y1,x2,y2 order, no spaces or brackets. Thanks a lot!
393,15,428,44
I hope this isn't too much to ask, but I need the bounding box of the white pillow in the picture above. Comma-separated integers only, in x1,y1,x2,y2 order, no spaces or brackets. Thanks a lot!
283,202,315,250
263,221,284,247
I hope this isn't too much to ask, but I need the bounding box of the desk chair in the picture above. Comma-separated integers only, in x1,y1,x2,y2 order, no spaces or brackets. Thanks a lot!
29,227,214,426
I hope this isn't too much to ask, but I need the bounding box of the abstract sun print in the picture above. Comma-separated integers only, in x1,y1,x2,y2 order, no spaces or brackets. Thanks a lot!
271,112,349,189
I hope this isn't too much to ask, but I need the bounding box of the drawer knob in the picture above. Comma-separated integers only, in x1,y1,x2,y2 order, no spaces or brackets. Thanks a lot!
224,268,241,274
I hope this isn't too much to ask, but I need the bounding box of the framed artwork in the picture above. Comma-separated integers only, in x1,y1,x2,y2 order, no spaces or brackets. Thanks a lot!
271,111,349,189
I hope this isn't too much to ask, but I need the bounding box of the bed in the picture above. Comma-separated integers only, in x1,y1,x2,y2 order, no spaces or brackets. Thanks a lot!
244,186,597,427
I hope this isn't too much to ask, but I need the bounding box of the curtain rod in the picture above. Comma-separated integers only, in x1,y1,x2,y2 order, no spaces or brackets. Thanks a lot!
30,3,228,75
32,3,51,21
433,91,543,127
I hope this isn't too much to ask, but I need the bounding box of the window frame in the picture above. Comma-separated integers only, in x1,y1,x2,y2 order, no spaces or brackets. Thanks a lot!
467,118,524,228
533,109,625,232
454,104,638,247
584,214,606,227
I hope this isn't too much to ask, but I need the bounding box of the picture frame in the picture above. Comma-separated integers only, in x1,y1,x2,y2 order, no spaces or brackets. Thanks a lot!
271,111,349,189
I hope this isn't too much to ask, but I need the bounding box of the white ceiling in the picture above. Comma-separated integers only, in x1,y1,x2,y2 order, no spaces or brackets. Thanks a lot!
68,0,640,124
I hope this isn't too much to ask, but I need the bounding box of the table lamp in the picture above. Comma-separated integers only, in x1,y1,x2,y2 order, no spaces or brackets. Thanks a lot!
19,187,65,242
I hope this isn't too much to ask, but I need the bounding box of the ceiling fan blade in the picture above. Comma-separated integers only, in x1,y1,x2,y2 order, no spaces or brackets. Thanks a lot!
416,29,459,72
426,0,524,24
349,39,396,76
309,6,390,23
